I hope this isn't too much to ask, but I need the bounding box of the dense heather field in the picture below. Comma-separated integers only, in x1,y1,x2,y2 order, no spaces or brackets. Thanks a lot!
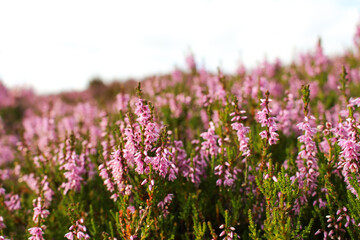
3,26,360,240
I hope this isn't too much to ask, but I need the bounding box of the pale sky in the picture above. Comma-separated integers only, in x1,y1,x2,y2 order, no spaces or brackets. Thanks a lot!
0,0,359,93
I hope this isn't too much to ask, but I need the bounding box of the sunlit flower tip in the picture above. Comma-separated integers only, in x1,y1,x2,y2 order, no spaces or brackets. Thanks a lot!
98,164,104,170
229,226,235,231
315,229,321,235
220,231,226,237
79,225,86,232
151,179,155,185
219,224,225,229
77,232,85,238
336,210,341,215
64,232,74,239
141,179,148,185
272,176,278,182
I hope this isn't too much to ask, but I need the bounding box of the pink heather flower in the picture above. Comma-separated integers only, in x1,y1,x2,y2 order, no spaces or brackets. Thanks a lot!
123,119,140,167
4,193,21,211
348,97,360,108
242,76,258,101
156,93,190,118
32,197,50,223
106,148,133,199
206,76,226,105
115,93,130,112
0,216,5,230
143,122,161,151
119,98,178,185
214,162,239,188
230,111,250,160
335,118,360,196
214,224,239,240
141,179,148,185
236,62,246,76
200,109,209,128
314,41,328,73
124,98,157,175
292,115,319,210
297,116,317,159
257,96,279,145
65,219,90,240
28,227,45,240
60,151,84,195
157,193,174,217
98,163,115,193
277,93,303,136
21,175,54,207
200,122,219,158
183,154,207,185
59,138,91,195
172,140,189,178
20,173,38,192
64,232,74,240
185,54,196,71
145,146,178,181
172,69,182,83
41,176,54,207
134,99,152,127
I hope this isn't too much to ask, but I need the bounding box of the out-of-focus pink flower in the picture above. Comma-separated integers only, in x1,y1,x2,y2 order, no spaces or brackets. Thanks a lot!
4,193,20,211
32,197,50,223
185,54,196,71
28,227,45,240
200,122,219,157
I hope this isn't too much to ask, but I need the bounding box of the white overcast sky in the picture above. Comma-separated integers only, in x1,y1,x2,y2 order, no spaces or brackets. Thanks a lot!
0,0,360,93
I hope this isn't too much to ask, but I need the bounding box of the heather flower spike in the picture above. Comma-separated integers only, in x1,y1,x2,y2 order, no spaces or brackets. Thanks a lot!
257,90,279,146
292,84,319,210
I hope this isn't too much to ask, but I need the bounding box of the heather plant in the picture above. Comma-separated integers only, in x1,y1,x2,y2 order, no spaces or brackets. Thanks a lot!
3,24,360,240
